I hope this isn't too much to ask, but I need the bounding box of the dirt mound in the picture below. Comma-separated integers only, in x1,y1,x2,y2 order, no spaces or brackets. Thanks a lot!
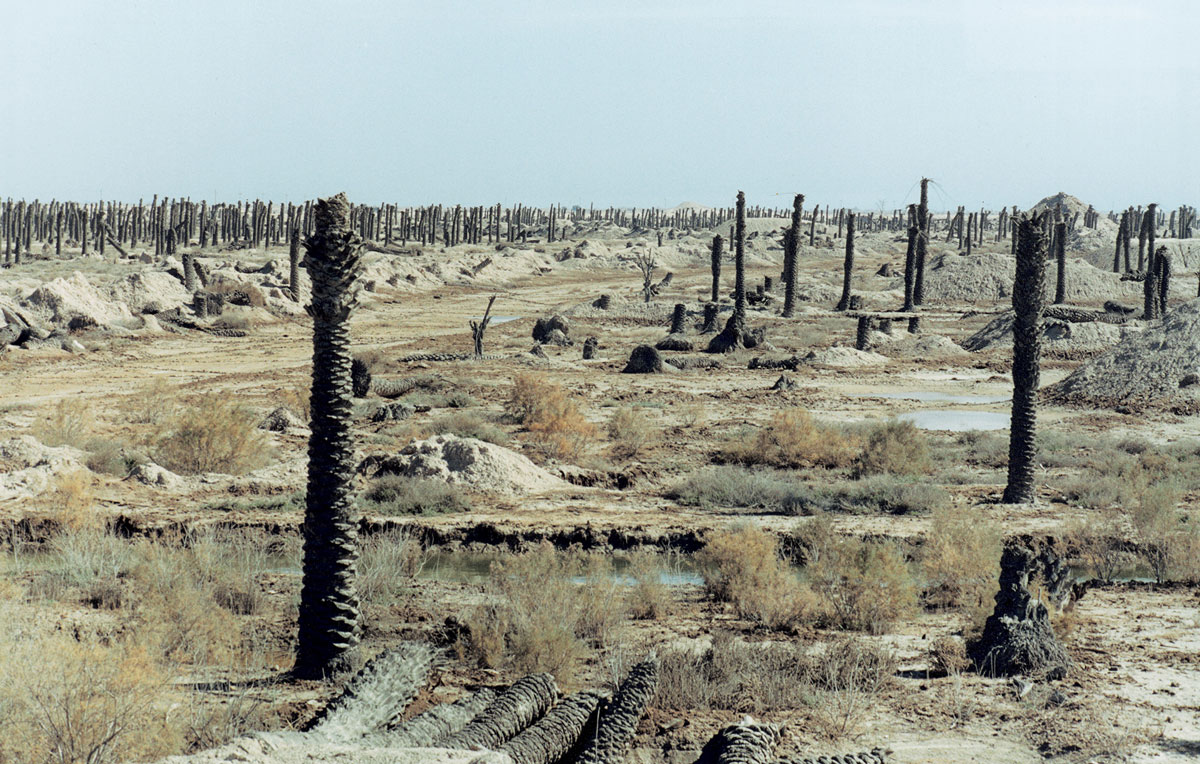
375,435,569,496
801,347,888,368
876,333,970,359
923,252,1139,304
108,271,191,313
0,436,86,501
964,311,1136,356
1046,299,1200,407
23,272,135,326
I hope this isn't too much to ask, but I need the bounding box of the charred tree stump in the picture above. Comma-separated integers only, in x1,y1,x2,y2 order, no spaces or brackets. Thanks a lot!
968,541,1071,677
470,294,498,357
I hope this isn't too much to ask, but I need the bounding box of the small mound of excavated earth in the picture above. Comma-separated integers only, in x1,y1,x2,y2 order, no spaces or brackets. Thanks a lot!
369,435,569,496
964,311,1137,355
1046,299,1200,407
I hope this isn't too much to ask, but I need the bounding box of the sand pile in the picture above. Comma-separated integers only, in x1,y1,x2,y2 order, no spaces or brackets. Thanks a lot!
964,311,1136,356
875,333,969,359
923,252,1139,304
1046,299,1200,407
803,347,889,367
108,271,191,313
369,435,568,496
23,271,136,326
0,436,86,501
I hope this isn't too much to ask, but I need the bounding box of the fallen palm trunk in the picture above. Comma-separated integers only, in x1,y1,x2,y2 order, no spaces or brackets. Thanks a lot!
771,747,891,764
437,673,558,751
306,642,436,742
499,690,606,764
365,688,496,748
574,658,659,764
1042,305,1132,324
694,718,780,764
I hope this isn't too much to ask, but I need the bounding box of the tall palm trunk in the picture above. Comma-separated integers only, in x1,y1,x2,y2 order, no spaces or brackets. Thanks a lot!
709,235,723,304
782,194,803,318
1003,213,1048,505
1052,221,1067,304
902,204,918,311
835,212,855,311
732,191,746,332
295,193,364,679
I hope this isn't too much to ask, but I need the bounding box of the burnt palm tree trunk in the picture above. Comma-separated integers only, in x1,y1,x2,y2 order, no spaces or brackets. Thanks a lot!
835,212,855,311
1052,221,1067,304
902,204,918,311
733,191,746,332
294,193,365,679
1003,213,1048,505
709,235,723,303
782,194,803,318
289,225,302,301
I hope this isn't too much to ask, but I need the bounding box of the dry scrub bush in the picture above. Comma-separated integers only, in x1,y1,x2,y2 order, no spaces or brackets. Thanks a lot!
606,406,657,460
358,530,426,619
921,505,1002,624
504,374,596,461
854,419,932,477
278,383,311,421
927,635,970,675
798,516,918,634
1063,508,1131,583
430,410,508,444
723,409,856,469
0,617,182,764
33,398,94,449
154,394,271,475
120,378,177,425
360,475,470,515
805,637,897,741
657,631,895,741
45,470,97,530
458,544,626,687
1130,481,1199,582
624,550,672,620
699,526,813,631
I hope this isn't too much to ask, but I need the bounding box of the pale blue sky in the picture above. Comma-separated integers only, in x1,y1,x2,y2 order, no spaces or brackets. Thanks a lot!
3,0,1196,211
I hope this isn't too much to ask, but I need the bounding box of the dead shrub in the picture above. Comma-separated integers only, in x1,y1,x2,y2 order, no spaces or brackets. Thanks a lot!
921,505,1002,624
799,520,918,634
625,550,672,620
457,544,625,688
928,635,970,675
1063,508,1131,583
358,530,426,619
33,398,94,449
154,394,271,475
121,378,177,425
723,409,857,469
854,419,932,477
699,526,814,631
45,469,98,530
606,406,657,460
657,630,894,739
133,542,242,666
805,636,897,740
0,628,182,764
504,374,597,461
1130,481,1186,582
